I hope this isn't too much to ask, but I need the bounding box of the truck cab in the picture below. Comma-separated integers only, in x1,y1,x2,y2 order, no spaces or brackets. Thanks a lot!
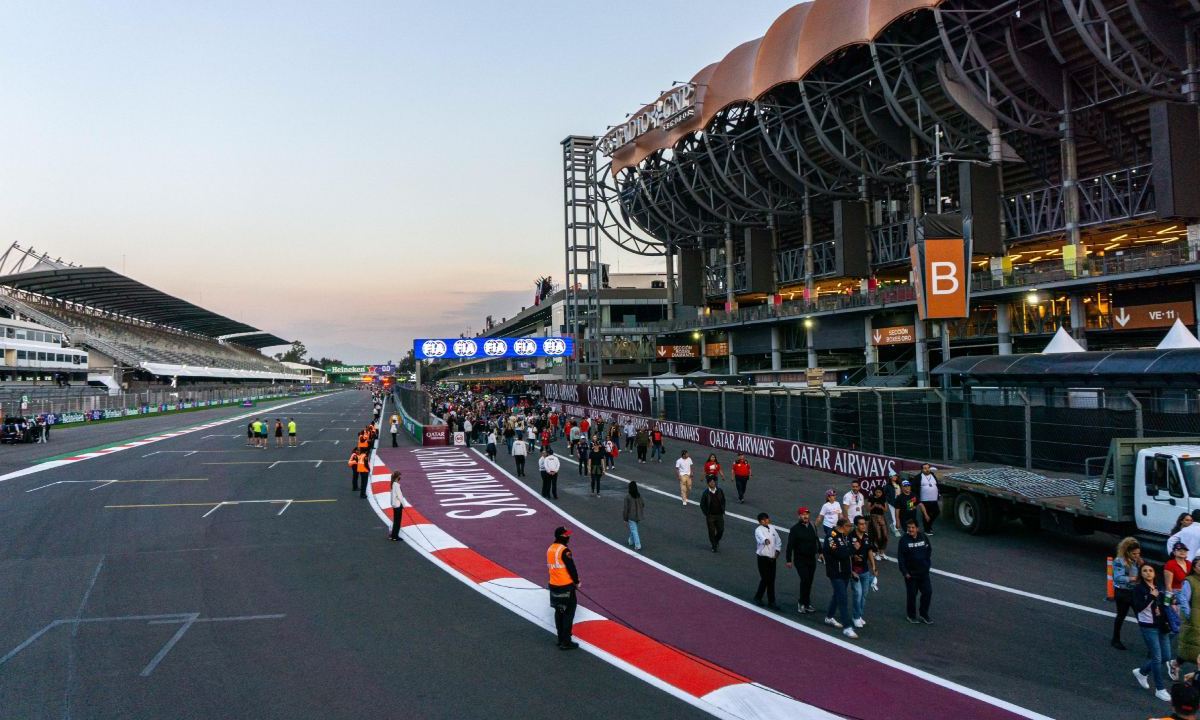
1134,445,1200,537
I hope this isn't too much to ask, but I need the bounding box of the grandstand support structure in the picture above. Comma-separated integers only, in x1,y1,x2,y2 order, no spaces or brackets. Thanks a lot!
0,243,77,276
562,136,603,381
0,245,301,386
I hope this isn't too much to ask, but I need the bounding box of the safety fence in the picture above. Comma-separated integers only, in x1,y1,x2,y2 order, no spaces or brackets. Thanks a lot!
2,384,329,426
392,386,447,445
661,386,1200,474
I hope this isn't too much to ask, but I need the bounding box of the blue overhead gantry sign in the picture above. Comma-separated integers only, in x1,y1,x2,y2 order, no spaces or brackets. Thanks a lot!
413,337,573,360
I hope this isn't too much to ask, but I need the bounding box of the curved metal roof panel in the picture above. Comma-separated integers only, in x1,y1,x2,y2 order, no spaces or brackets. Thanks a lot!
933,349,1200,378
0,267,259,337
609,0,944,175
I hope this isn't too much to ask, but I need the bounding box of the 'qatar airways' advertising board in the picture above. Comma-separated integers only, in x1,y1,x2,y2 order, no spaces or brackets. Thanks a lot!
554,402,920,482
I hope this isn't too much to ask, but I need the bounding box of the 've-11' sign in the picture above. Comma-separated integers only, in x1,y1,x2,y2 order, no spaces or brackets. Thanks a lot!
414,337,574,360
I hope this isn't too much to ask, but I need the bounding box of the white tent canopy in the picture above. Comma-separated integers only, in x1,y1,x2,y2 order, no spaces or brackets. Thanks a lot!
1157,319,1200,350
1041,327,1086,354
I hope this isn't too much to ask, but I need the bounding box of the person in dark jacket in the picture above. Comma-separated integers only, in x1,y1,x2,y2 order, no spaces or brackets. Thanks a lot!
897,518,933,624
699,477,726,552
785,506,821,613
577,439,590,476
823,517,857,638
1132,563,1175,701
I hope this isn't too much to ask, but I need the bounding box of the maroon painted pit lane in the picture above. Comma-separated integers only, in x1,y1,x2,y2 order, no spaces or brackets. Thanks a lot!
378,445,1035,720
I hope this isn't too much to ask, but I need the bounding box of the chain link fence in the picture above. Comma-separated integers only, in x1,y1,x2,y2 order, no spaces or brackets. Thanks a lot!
396,385,432,423
663,386,1200,474
0,384,321,422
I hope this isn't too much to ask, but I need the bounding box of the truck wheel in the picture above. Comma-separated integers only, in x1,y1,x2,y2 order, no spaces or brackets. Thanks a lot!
954,493,990,535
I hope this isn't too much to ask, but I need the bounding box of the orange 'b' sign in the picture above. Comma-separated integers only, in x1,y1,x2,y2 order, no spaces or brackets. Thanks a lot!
922,238,969,319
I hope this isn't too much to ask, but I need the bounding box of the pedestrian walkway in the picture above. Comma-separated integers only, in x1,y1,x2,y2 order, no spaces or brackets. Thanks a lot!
374,444,1047,720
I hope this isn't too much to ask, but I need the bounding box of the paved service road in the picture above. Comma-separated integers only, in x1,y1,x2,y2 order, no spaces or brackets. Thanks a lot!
473,431,1157,720
0,391,710,720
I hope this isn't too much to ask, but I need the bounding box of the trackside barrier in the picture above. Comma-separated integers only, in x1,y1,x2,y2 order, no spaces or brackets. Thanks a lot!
550,400,924,487
392,389,448,446
10,386,335,428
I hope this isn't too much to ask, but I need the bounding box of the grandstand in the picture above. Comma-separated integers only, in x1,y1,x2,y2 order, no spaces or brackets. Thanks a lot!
0,244,303,390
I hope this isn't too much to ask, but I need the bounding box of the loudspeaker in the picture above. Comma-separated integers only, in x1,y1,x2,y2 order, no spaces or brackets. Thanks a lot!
678,249,705,306
833,200,870,277
743,227,775,294
1150,102,1200,219
959,162,1002,255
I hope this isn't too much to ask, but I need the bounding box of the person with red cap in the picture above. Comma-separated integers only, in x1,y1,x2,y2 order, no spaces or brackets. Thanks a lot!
785,506,821,613
547,526,580,650
1150,682,1199,720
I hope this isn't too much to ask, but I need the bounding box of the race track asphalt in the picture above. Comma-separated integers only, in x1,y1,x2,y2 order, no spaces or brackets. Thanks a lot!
473,430,1161,720
0,390,711,720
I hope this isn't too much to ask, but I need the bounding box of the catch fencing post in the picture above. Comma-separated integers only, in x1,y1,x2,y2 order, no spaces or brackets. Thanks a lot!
750,390,757,435
786,388,794,440
1019,391,1032,470
1127,392,1144,438
822,388,832,446
695,387,703,427
934,389,949,464
873,389,885,455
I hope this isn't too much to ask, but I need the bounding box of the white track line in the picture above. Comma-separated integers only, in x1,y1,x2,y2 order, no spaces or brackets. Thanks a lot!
552,452,1123,622
0,393,340,486
483,449,1050,720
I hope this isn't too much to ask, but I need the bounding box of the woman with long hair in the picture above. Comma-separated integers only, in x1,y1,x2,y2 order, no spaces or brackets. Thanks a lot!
866,486,891,561
623,482,644,551
1112,537,1144,650
703,453,724,485
1131,564,1173,701
388,471,405,542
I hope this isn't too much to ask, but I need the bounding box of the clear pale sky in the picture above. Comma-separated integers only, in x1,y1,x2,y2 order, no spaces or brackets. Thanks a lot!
0,1,794,363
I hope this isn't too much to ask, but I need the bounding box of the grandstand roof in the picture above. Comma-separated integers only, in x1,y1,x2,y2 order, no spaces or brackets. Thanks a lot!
0,267,259,337
221,331,290,349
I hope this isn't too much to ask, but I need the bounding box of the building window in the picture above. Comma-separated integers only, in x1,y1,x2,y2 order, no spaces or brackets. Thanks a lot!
16,350,25,360
36,352,46,361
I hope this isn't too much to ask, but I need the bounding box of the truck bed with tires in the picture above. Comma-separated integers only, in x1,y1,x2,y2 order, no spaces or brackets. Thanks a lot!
942,437,1200,538
942,466,1108,535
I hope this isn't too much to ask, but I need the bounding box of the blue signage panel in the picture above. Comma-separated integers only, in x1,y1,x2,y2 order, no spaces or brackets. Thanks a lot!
413,337,574,360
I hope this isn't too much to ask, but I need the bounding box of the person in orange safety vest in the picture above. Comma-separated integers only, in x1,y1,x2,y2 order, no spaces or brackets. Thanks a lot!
547,526,580,650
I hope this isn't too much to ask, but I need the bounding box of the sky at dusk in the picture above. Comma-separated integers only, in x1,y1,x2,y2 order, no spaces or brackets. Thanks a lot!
0,1,794,363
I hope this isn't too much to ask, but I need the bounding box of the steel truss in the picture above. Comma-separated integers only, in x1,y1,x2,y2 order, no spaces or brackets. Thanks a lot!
593,0,1199,287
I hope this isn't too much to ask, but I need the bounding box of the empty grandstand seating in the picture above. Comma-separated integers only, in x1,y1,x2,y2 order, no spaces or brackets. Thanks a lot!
5,294,293,376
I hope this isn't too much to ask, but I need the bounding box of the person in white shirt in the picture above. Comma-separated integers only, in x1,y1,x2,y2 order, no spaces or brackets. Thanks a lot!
388,471,405,542
818,490,843,537
753,513,783,609
463,418,473,446
389,418,400,448
675,450,694,507
917,464,941,535
842,480,866,522
542,451,561,500
1175,517,1200,562
512,438,528,477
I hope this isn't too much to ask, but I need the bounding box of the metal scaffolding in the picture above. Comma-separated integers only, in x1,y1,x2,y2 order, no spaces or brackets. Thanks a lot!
561,136,602,381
